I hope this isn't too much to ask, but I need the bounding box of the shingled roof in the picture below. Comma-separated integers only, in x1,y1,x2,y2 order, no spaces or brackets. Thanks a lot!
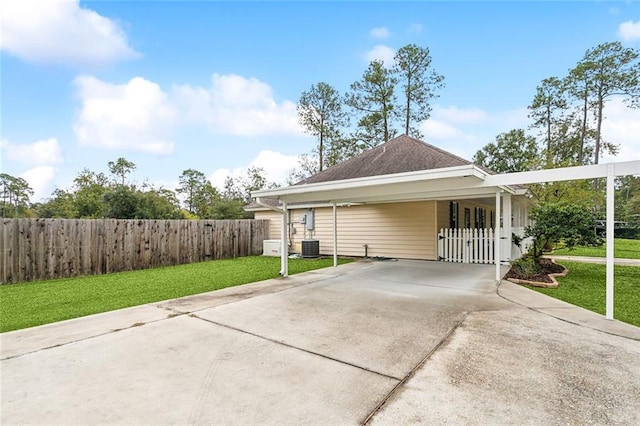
297,134,472,185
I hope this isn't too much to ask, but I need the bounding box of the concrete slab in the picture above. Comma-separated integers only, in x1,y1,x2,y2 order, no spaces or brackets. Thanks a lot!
1,304,171,360
2,260,639,425
197,261,513,379
371,309,640,425
1,315,397,425
498,280,640,340
156,261,371,314
544,255,640,266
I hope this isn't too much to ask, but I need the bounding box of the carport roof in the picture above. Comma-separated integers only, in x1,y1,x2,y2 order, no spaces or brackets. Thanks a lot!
250,135,525,205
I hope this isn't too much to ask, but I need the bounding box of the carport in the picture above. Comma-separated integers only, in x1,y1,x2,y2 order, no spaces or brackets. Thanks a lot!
253,160,640,320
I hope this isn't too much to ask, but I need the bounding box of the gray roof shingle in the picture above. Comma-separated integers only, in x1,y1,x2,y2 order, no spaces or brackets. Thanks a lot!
296,134,472,185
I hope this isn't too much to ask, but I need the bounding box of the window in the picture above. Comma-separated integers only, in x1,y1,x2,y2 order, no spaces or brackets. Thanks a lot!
479,208,486,229
449,201,459,228
464,208,471,228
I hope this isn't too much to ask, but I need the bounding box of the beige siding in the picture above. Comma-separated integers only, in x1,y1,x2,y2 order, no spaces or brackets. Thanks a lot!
257,201,437,260
254,210,281,240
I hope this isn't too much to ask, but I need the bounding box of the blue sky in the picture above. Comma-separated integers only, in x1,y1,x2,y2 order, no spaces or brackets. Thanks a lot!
2,0,639,202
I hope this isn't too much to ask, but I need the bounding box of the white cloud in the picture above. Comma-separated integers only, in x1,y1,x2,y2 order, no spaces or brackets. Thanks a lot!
1,138,63,166
618,20,640,42
0,0,138,66
419,104,531,160
73,75,177,154
172,73,302,137
421,119,466,140
601,97,640,162
365,45,395,66
209,150,299,189
408,23,423,34
432,106,489,125
369,27,391,39
21,166,56,202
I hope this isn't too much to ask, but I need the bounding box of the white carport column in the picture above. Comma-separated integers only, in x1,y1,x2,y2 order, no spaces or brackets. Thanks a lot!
332,203,338,267
495,189,502,282
504,193,512,262
280,201,288,277
606,164,615,320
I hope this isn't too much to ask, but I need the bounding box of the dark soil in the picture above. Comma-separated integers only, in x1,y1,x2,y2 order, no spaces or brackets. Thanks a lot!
504,258,566,283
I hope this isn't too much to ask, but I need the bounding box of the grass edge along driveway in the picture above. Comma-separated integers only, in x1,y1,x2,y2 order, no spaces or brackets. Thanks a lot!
534,261,640,328
0,256,352,333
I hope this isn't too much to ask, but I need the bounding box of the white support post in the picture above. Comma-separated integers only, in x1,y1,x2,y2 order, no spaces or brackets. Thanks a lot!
332,202,338,267
504,193,512,262
281,201,288,277
606,164,615,320
495,189,501,282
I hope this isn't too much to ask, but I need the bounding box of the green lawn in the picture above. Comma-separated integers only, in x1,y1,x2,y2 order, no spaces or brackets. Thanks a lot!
534,261,640,327
0,256,352,333
551,238,640,259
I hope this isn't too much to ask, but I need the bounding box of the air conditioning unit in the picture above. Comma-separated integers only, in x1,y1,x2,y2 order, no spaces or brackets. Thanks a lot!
301,239,320,258
262,240,281,257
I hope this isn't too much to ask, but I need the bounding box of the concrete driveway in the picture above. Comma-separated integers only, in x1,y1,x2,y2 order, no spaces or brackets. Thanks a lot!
2,260,639,425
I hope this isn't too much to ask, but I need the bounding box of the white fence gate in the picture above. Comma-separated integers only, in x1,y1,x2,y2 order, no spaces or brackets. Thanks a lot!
438,228,496,264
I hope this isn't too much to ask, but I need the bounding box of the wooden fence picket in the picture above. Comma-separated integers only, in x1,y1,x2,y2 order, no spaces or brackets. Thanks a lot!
0,219,269,284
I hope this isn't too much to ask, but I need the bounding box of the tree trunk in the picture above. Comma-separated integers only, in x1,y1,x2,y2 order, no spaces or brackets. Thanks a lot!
579,95,588,164
594,96,604,165
319,129,324,172
405,77,411,135
546,105,552,167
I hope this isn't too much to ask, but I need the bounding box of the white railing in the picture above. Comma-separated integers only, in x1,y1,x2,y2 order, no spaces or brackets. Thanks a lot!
438,228,495,264
438,227,529,264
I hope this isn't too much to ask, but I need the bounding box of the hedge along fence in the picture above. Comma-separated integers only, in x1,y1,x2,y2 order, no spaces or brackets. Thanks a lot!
0,218,270,284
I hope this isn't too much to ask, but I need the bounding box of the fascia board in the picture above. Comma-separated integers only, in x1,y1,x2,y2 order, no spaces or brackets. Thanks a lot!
252,164,485,199
483,161,640,187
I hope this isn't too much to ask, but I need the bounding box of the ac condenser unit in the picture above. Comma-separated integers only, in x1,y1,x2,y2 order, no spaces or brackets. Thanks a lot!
301,239,320,258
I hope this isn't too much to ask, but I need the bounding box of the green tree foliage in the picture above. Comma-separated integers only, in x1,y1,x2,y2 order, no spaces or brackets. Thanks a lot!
566,41,639,164
72,168,109,218
525,202,600,258
0,173,34,217
528,77,570,167
345,60,398,148
472,129,540,173
393,44,445,138
107,157,136,186
38,189,79,218
297,82,348,172
176,169,219,217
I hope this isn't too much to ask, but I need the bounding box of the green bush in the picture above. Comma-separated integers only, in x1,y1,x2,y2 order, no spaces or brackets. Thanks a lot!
510,256,541,278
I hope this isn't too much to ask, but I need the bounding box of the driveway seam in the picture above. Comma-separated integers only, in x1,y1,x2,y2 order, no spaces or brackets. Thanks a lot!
0,312,185,361
496,281,640,342
190,313,403,382
360,312,469,425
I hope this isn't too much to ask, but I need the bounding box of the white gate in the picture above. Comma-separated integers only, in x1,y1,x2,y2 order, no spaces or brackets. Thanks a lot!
438,228,496,264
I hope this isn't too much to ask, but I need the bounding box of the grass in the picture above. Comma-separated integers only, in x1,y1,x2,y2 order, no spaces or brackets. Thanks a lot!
550,238,640,259
0,256,352,333
534,261,640,328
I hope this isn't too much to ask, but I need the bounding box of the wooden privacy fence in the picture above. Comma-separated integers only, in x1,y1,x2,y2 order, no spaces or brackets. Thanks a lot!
438,228,495,264
0,218,270,284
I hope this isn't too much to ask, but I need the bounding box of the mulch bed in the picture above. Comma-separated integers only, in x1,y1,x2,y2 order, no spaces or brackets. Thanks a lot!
504,258,567,285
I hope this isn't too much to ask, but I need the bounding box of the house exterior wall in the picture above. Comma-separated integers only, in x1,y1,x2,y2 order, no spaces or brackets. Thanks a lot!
253,196,532,261
436,199,497,231
254,201,438,260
